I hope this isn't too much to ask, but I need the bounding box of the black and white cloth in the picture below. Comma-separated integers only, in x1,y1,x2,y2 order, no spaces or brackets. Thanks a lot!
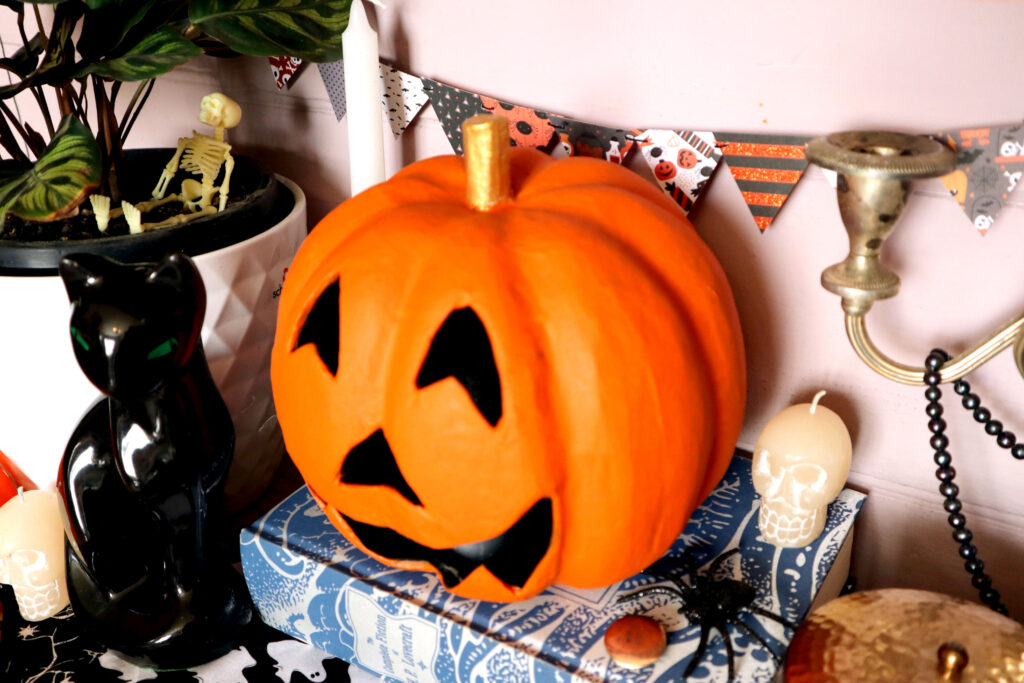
0,587,357,683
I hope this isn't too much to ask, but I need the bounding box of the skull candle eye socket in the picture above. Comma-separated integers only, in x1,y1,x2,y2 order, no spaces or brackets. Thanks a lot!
790,463,827,489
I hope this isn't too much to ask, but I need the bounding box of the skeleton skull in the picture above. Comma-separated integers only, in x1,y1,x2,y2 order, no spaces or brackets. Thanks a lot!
752,392,852,547
0,489,69,621
199,92,242,129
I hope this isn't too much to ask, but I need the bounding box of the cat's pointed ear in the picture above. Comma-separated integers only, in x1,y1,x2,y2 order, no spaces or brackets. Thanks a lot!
148,252,199,289
59,255,103,303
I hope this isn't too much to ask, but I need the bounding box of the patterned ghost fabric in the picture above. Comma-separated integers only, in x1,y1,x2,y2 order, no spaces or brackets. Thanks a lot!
0,591,353,683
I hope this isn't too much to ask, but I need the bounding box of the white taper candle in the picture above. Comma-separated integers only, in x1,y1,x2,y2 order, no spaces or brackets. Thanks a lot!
343,0,386,196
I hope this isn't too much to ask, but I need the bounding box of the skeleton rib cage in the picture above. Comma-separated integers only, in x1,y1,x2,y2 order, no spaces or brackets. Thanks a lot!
180,133,231,182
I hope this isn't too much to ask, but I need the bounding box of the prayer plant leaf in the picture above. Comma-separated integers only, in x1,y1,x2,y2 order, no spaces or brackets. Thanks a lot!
76,26,202,81
0,115,100,224
0,33,43,77
189,0,350,62
77,0,164,61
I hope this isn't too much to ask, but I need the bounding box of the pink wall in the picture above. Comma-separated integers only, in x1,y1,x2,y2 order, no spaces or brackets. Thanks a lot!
5,1,1024,611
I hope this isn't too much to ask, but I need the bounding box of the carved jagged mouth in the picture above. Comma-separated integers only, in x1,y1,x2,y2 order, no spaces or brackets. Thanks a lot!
341,498,552,590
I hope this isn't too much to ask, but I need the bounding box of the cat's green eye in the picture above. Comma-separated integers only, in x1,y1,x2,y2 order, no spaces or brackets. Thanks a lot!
70,326,90,352
146,338,178,360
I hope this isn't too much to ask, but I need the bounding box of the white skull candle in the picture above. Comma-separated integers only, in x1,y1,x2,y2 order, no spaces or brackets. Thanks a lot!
752,391,852,547
0,488,69,621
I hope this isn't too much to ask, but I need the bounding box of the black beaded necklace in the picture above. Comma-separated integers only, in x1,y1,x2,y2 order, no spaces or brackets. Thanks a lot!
924,348,1010,616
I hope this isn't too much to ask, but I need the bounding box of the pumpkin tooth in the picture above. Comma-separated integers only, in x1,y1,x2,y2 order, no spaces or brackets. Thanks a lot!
341,498,552,591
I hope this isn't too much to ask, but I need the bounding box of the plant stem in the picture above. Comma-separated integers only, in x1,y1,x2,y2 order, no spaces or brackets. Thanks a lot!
31,5,46,51
15,7,29,50
92,75,122,199
0,112,29,164
29,86,54,138
0,101,41,158
119,79,154,144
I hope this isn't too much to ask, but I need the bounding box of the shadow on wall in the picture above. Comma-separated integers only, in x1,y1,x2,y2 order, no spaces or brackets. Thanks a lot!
687,169,783,436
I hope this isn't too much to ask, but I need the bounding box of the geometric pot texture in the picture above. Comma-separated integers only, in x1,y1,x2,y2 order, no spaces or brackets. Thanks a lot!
0,150,306,511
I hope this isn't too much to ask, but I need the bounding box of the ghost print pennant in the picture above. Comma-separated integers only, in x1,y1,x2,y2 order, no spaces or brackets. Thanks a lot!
937,123,1024,234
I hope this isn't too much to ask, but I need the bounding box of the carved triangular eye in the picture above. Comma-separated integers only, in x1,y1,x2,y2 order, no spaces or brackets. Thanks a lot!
294,278,339,376
416,308,502,427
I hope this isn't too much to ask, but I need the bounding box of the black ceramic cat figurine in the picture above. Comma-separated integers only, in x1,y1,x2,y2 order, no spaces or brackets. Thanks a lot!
55,252,253,669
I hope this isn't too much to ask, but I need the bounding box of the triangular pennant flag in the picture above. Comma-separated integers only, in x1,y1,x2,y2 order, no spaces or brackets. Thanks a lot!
268,56,304,90
937,123,1024,234
715,133,811,231
547,115,637,164
635,129,721,215
478,96,562,152
380,64,429,138
423,79,568,155
317,61,346,121
421,79,487,154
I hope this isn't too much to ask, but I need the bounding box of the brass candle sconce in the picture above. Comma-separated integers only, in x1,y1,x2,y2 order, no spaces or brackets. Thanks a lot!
805,131,1024,385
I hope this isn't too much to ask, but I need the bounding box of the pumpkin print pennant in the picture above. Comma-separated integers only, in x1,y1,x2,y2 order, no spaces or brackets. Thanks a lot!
635,129,722,215
937,123,1024,234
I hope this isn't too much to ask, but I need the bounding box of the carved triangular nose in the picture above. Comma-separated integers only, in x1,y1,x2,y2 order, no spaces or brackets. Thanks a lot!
340,429,421,506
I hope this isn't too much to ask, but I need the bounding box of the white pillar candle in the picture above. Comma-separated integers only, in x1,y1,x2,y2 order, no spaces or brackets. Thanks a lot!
0,488,69,621
752,391,852,547
343,0,386,196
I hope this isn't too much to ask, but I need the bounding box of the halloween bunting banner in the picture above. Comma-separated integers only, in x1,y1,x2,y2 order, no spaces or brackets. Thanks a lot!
317,61,347,121
937,123,1024,234
714,133,813,232
635,129,721,215
306,59,1024,234
267,56,304,90
381,65,430,138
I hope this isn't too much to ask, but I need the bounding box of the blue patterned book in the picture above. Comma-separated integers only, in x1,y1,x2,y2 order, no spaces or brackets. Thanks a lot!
240,455,865,682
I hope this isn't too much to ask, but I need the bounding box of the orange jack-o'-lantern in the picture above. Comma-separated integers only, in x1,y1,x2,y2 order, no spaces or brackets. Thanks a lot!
271,115,745,602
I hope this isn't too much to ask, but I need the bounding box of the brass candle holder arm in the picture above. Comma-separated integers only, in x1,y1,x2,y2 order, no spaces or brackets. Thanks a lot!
807,131,1024,387
843,311,1024,386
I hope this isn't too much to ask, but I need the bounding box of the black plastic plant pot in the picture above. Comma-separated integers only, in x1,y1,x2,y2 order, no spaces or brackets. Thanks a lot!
0,148,295,274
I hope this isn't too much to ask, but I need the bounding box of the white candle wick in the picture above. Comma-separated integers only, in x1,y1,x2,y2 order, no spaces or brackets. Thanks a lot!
17,486,24,503
810,390,827,414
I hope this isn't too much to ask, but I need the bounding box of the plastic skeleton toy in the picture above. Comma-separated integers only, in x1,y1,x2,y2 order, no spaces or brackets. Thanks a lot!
154,92,240,213
89,93,242,235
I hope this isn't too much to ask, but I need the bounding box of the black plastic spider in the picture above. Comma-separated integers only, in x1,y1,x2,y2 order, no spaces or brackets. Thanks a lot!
616,548,797,680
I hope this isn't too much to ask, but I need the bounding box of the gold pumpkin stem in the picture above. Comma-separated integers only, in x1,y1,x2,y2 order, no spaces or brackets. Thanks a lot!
463,114,510,211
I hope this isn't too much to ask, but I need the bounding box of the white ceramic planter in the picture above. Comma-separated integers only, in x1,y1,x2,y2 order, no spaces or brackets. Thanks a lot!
0,176,306,510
